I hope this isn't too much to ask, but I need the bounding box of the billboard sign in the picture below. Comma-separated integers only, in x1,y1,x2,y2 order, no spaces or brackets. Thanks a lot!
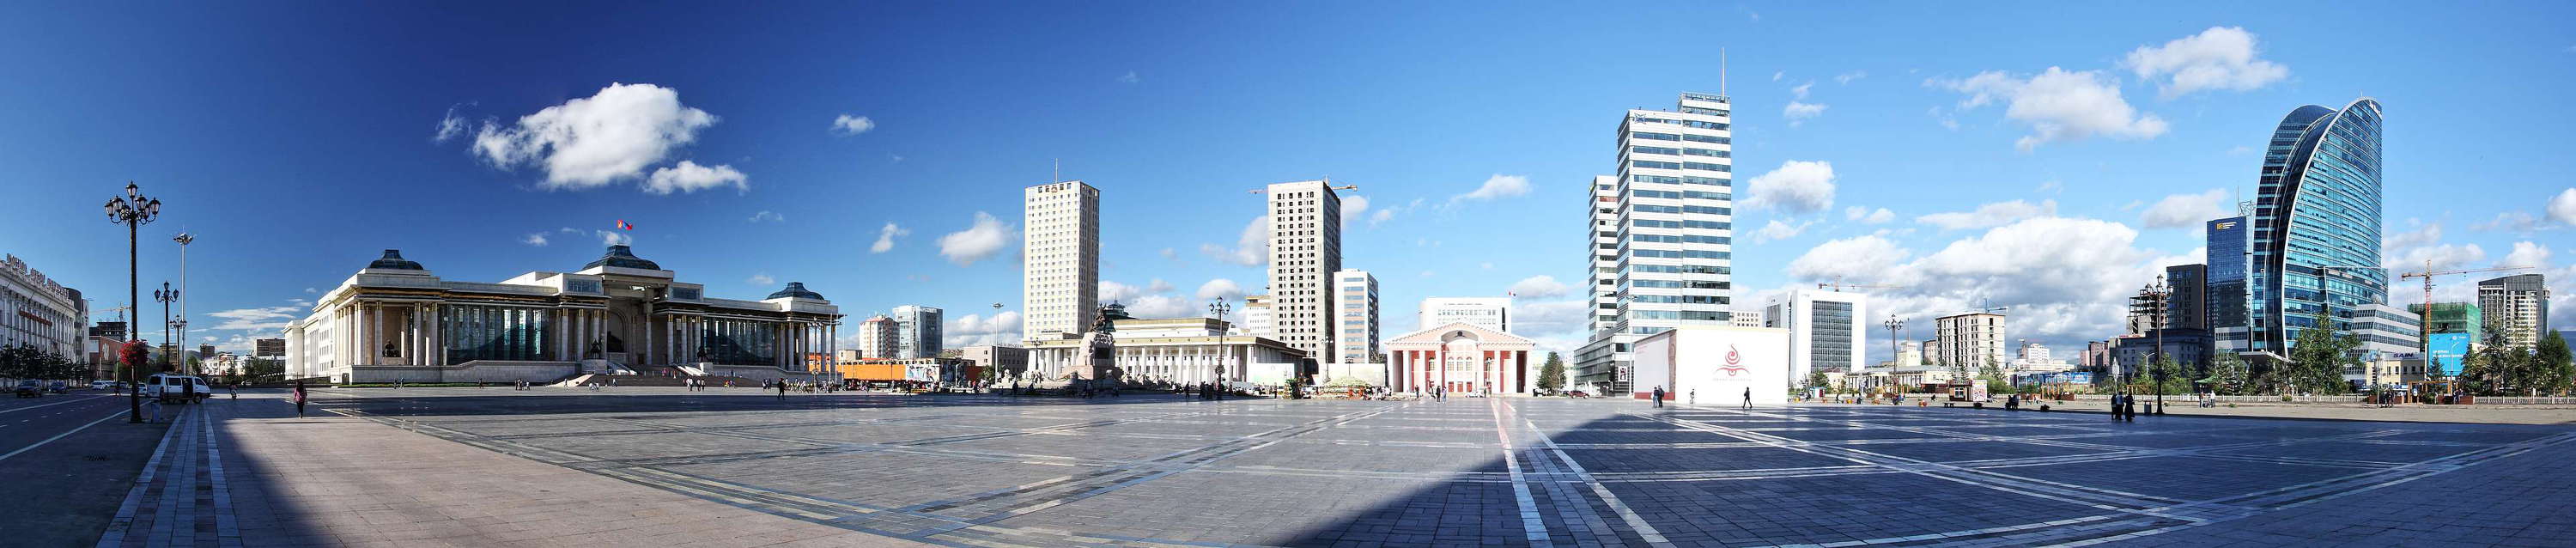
2427,332,2470,376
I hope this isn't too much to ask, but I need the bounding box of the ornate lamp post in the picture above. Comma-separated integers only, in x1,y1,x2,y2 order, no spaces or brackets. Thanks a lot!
2144,275,2169,415
155,282,179,373
1882,314,1904,400
104,182,161,423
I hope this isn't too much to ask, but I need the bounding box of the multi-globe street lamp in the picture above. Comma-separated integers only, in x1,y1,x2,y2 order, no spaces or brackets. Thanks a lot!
155,282,179,373
104,182,161,423
1882,314,1904,401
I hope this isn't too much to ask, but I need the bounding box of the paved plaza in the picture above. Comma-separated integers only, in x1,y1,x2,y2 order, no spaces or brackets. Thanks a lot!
94,388,2576,547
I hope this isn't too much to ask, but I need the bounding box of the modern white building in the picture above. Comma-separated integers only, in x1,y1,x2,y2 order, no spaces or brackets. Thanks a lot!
1386,322,1534,394
1023,180,1100,340
1332,269,1380,365
1023,318,1306,387
1762,289,1865,381
283,247,841,384
1934,313,2007,370
1419,296,1510,332
1266,180,1344,361
1241,294,1273,338
2348,302,2424,356
854,314,897,359
2478,274,2550,350
1629,326,1789,404
0,254,84,360
890,304,942,359
1574,92,1737,395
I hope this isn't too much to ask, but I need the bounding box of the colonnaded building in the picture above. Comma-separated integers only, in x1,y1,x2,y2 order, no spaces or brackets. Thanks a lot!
1024,316,1308,387
285,246,841,384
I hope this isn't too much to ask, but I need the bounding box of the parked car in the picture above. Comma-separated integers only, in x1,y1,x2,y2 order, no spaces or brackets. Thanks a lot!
13,380,40,398
143,374,213,403
46,381,68,393
90,380,117,390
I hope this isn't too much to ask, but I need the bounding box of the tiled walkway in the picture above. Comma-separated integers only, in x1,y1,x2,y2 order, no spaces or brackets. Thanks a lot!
99,388,2576,547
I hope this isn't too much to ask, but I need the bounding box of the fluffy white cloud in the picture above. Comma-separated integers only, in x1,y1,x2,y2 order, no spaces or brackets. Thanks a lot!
1124,295,1194,319
2389,243,2486,271
1789,234,1911,281
1917,199,2057,230
2141,189,2231,228
1508,275,1569,299
1790,81,1814,99
1199,216,1267,266
1195,278,1244,301
830,114,875,136
870,222,908,253
207,306,303,332
2384,222,2445,252
521,233,548,247
471,82,720,189
2550,188,2576,225
1741,161,1837,212
1820,217,2177,357
746,273,775,286
1510,299,1595,338
434,105,466,143
643,161,748,195
748,210,784,222
1933,67,2168,150
2122,27,2289,97
2472,210,2543,233
1783,101,1828,125
1835,71,1868,84
1102,279,1173,303
2503,241,2551,269
1752,219,1813,244
943,311,1023,348
1845,206,1894,224
1341,195,1371,228
596,229,632,246
936,211,1014,266
1453,174,1531,202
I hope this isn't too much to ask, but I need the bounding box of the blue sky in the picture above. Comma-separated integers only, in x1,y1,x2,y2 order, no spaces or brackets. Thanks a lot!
3,2,2572,362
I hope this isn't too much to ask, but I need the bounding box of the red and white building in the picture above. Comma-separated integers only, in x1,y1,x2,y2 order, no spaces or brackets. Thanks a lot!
1386,322,1533,394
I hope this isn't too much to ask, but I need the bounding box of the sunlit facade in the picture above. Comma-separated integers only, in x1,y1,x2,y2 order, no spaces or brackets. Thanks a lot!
2246,98,2385,359
1574,92,1735,395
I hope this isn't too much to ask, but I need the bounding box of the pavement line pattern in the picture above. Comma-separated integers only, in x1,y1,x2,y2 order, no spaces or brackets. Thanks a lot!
1506,399,1673,546
94,406,187,548
1488,398,1552,547
0,393,111,415
0,409,127,463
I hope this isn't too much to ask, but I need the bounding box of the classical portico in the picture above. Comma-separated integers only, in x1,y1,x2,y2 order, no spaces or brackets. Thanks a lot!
1385,322,1534,394
283,246,841,384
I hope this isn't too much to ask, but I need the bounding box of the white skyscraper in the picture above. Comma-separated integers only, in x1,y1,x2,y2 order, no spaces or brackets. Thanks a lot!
1934,313,2006,371
1023,181,1100,340
1574,92,1735,394
1419,296,1510,332
1333,269,1379,364
1762,289,1866,382
1266,180,1343,360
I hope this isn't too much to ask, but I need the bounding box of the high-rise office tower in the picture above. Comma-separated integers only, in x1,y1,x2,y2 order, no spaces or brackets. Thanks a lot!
2245,99,2385,360
1763,289,1865,381
2165,264,2208,332
891,305,943,359
2477,274,2551,350
1419,296,1510,332
1332,269,1379,364
855,314,898,359
1024,181,1100,340
1265,180,1344,360
1573,92,1735,394
2208,216,2252,354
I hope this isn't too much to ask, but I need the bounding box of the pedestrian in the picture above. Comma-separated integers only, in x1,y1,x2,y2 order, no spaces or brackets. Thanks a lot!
1741,387,1752,410
292,381,308,417
775,380,787,400
1690,388,1698,405
1652,386,1665,408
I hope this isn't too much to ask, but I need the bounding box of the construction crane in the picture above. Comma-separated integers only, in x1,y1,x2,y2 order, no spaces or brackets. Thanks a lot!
1816,275,1905,292
2396,261,2530,350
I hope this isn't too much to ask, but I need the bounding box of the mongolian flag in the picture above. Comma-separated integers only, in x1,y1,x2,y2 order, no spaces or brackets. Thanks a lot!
614,219,635,230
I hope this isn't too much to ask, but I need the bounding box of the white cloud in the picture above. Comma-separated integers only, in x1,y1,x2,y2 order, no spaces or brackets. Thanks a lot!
936,211,1013,266
1753,219,1814,244
2036,180,2063,193
2389,243,2486,271
1771,70,1783,82
2503,241,2550,269
1789,234,1912,281
1101,280,1162,303
1341,195,1372,228
2122,27,2289,98
1125,295,1194,319
304,288,317,294
1741,161,1837,212
1845,206,1894,224
2384,222,2445,252
206,306,303,332
2550,188,2576,225
1370,208,1396,225
1452,174,1532,203
1512,299,1595,338
596,230,633,247
521,233,549,247
1835,71,1868,84
471,82,720,189
1199,216,1267,266
433,105,466,143
1837,217,2174,356
1508,275,1569,299
1783,101,1828,125
1790,81,1814,99
2472,210,2543,233
747,273,775,286
1195,278,1244,301
830,114,875,136
870,222,908,253
1159,247,1181,262
1117,71,1140,84
2140,189,2231,228
1932,67,2168,150
642,161,748,195
1917,199,2057,230
748,210,785,222
943,311,1024,348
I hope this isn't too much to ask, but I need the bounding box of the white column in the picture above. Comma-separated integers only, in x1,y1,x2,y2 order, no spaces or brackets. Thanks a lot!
361,302,378,367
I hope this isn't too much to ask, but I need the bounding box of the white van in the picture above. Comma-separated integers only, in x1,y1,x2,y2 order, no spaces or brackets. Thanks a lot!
143,374,212,403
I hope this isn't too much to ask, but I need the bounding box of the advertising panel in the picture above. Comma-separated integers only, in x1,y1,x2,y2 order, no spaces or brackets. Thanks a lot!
2427,332,2470,376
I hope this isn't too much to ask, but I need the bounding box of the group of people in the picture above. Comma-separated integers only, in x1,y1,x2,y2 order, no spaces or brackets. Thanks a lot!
1182,382,1224,400
2107,392,2143,421
1645,386,1753,409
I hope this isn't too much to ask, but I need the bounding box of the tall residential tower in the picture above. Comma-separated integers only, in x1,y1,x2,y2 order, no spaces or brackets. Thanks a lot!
1332,269,1379,364
1024,181,1100,340
1266,180,1344,361
1573,92,1735,394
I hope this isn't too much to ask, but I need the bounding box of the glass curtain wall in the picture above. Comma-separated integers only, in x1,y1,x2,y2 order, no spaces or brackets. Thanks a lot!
440,304,552,364
700,317,775,365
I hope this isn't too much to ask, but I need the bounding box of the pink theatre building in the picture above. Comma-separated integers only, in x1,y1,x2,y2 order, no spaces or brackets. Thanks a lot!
1386,322,1534,394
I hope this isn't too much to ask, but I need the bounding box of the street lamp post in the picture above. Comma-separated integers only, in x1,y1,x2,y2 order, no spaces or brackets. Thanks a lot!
2145,275,2169,415
1882,315,1904,401
173,233,192,375
1208,300,1232,388
155,282,178,374
104,182,161,423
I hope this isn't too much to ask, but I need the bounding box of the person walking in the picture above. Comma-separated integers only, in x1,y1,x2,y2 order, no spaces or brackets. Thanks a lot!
1689,388,1698,405
775,380,787,400
1652,386,1666,408
292,381,308,417
1741,387,1753,410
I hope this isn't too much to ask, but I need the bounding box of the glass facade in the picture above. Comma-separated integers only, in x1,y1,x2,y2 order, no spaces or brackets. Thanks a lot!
1809,301,1853,372
440,305,553,364
2207,216,2249,350
699,317,776,365
2247,99,2385,356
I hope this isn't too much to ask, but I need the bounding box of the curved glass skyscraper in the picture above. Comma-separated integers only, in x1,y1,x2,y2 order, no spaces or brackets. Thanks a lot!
2245,98,2385,357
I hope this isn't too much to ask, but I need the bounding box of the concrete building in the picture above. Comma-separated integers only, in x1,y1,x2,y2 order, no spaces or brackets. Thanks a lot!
1729,313,1763,328
2166,264,2208,331
1575,92,1736,396
2348,303,2423,357
957,344,1028,379
2478,274,2550,350
1023,180,1100,339
1023,318,1306,387
1241,294,1273,338
253,338,286,357
1332,269,1380,365
890,305,941,359
1933,313,2006,370
854,314,898,359
1921,338,1942,368
2409,302,2482,344
1,253,85,360
1893,340,1923,368
1265,180,1345,360
1762,289,1864,379
1387,322,1534,394
1629,326,1790,404
283,247,841,384
1419,296,1510,332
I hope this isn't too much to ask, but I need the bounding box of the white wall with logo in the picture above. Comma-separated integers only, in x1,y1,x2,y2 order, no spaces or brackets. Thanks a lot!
1630,326,1791,405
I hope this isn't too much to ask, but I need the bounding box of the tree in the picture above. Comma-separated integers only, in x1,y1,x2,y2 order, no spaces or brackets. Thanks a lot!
2146,356,2189,396
2537,332,2573,396
1535,352,1564,394
2285,325,2360,395
2205,353,2250,396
